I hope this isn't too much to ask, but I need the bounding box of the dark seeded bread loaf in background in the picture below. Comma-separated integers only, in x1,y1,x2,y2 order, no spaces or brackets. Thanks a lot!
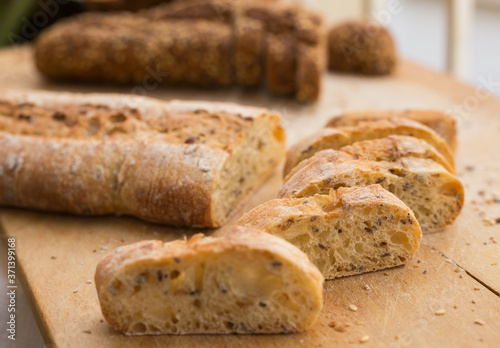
95,226,323,335
326,110,457,151
280,150,464,232
0,90,286,227
239,185,422,279
328,20,396,75
283,118,455,177
34,0,326,102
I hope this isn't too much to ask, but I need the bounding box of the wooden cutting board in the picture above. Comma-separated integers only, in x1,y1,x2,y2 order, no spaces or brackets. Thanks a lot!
0,45,499,348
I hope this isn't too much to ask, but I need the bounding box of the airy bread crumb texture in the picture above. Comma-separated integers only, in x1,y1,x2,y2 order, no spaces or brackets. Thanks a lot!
95,227,323,335
239,185,422,279
280,150,464,232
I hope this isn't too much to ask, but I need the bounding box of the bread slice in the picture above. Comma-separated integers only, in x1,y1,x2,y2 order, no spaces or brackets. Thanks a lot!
280,150,464,232
285,135,454,182
0,90,286,227
283,118,455,177
95,226,324,335
239,185,422,279
326,110,457,151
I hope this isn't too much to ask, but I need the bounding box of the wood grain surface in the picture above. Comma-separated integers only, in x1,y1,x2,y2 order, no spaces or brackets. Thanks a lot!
0,45,499,347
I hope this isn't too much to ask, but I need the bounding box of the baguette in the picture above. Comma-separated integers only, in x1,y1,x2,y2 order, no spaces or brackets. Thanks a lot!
95,226,324,335
239,185,422,279
326,110,457,151
0,90,285,227
280,150,464,232
283,118,455,177
285,135,454,182
35,14,234,86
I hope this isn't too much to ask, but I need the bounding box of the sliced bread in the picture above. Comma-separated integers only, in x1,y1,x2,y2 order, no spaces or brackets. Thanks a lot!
283,118,455,176
95,226,324,335
239,185,422,279
326,110,457,151
280,150,464,232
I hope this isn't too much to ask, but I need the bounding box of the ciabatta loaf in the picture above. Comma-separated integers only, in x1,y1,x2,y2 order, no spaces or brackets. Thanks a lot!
239,185,422,279
326,110,457,151
0,90,285,227
280,150,464,232
283,118,455,176
95,226,324,335
285,135,453,182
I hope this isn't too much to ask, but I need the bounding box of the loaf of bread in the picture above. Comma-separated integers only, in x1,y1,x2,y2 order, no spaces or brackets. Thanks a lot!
326,110,457,151
327,20,396,75
0,90,285,227
95,226,324,335
239,185,422,279
283,118,455,177
35,0,326,102
86,0,173,12
280,150,464,232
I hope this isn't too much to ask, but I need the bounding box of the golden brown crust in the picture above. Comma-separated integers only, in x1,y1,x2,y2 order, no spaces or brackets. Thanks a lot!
328,20,396,75
284,118,455,177
326,110,457,151
265,31,296,96
0,90,285,227
142,0,234,22
234,18,265,86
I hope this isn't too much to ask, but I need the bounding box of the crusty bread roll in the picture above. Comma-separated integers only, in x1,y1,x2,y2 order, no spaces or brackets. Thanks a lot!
327,20,396,75
280,150,464,232
326,110,457,152
0,90,285,227
95,226,324,335
239,185,422,279
283,118,455,177
285,135,454,182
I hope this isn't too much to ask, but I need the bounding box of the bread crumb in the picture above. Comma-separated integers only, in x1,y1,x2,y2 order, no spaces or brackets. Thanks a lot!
474,319,485,325
363,285,371,291
51,256,57,259
73,289,78,293
483,217,495,226
349,304,358,312
383,272,389,276
435,309,446,315
82,330,91,334
474,286,480,291
454,305,458,309
328,321,346,332
360,335,369,343
471,300,476,304
86,280,92,284
454,268,460,273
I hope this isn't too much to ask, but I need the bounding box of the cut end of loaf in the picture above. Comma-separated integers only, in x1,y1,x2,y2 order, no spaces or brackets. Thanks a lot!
95,227,323,335
239,185,422,279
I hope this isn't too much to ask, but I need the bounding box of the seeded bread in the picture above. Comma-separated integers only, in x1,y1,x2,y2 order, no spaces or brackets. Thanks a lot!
142,0,234,22
280,150,464,232
36,14,234,86
286,135,454,182
239,185,422,279
326,110,457,151
0,90,285,227
86,0,172,12
95,226,324,335
327,20,396,75
265,31,296,95
283,118,455,177
234,18,265,87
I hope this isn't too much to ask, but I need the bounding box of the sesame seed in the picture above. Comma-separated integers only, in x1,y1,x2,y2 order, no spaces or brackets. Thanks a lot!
349,304,358,312
474,319,485,325
360,335,370,343
435,309,446,315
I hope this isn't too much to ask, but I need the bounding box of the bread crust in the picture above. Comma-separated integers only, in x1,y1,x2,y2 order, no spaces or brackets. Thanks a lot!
0,90,285,227
95,226,324,334
326,110,457,151
284,118,455,176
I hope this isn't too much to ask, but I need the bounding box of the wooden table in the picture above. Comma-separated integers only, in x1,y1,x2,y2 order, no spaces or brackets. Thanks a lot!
0,45,499,348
